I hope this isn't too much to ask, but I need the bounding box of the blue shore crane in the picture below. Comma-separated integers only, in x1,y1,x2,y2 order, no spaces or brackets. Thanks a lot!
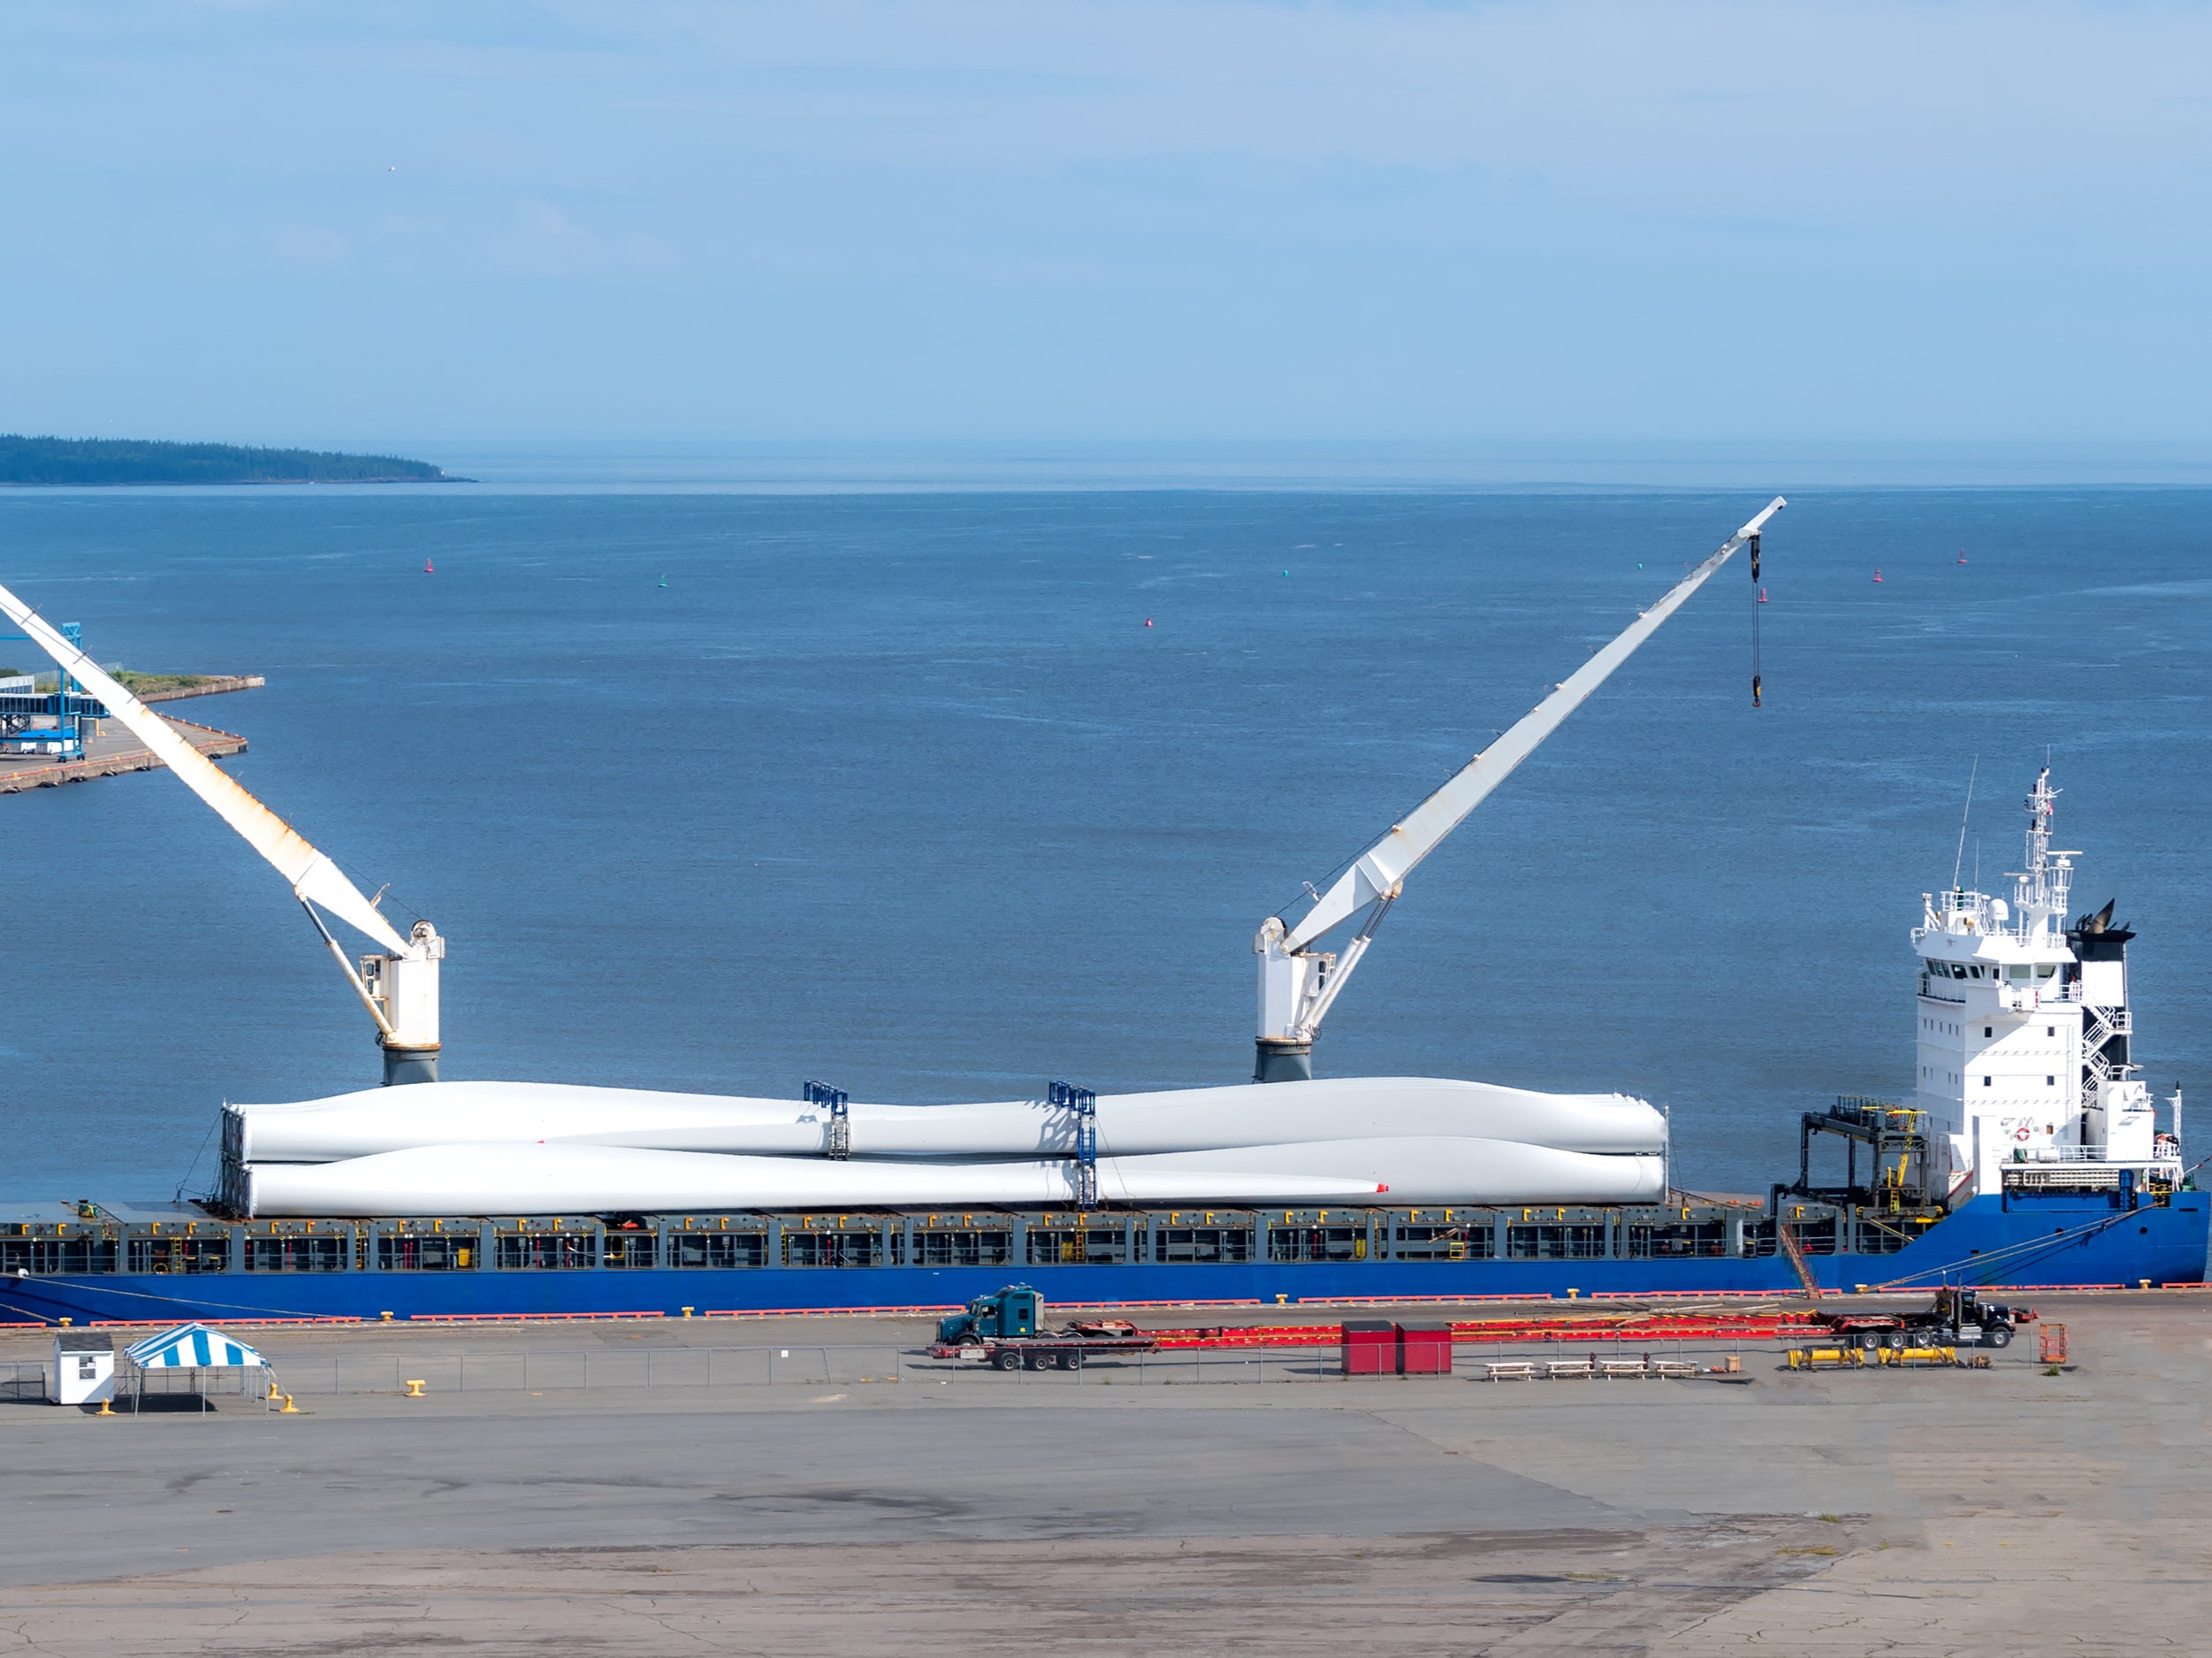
0,621,110,760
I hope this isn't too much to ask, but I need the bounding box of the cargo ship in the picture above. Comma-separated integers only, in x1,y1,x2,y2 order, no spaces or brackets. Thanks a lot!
1,504,2200,1326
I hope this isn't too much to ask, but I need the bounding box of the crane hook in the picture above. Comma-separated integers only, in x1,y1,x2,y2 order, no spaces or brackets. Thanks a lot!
1749,533,1764,709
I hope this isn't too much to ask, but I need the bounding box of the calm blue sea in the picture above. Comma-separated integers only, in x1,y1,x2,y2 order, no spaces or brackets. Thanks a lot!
2,477,2206,1202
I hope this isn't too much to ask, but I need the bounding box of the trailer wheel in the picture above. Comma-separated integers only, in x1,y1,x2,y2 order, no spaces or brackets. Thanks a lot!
1985,1326,2011,1349
995,1349,1023,1371
1026,1351,1055,1371
1057,1352,1081,1371
1883,1330,1907,1350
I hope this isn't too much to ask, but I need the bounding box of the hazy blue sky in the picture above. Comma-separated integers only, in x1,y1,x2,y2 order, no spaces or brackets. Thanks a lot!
3,2,2205,447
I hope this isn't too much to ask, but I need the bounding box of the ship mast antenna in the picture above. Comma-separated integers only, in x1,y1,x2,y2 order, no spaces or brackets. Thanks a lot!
1950,758,1978,890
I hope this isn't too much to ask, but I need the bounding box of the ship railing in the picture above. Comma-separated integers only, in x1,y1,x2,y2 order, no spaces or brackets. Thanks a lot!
2003,1144,2175,1165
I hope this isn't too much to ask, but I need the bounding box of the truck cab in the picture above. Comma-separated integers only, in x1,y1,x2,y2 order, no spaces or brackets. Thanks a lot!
1929,1287,2033,1345
936,1285,1042,1345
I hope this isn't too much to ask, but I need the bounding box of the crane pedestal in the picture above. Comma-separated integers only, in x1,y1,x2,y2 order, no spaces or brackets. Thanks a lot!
380,1043,439,1087
1254,1037,1313,1084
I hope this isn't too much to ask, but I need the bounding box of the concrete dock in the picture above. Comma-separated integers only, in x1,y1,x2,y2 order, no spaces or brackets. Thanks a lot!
0,1292,2203,1654
0,677,258,795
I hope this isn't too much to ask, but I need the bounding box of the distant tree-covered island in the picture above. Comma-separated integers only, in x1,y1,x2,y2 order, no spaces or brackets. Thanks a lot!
0,434,458,485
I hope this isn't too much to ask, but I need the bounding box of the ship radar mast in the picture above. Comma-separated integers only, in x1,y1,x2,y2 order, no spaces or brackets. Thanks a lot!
2008,766,2078,942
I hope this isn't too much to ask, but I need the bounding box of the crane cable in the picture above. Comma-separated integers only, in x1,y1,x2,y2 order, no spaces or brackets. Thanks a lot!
1749,531,1763,708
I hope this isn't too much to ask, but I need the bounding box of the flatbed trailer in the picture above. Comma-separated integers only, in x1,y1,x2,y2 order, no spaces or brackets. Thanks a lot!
928,1284,1160,1369
928,1333,1160,1371
1809,1287,2036,1349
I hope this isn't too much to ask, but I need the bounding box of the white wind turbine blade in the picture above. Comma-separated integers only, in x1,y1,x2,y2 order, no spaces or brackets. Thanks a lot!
0,578,409,953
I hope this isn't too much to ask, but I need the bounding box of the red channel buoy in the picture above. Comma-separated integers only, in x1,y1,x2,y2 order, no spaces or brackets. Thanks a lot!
1873,569,1883,584
424,560,434,575
1144,618,1153,627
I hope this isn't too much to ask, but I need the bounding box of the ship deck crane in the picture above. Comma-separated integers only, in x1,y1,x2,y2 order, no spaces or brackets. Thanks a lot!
0,578,443,1085
1254,498,1786,1082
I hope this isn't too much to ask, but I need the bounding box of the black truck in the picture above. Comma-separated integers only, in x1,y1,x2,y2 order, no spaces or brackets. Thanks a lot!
1813,1287,2037,1349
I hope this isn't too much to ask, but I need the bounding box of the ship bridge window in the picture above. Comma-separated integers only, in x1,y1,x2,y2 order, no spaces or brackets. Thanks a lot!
1,1236,117,1275
1393,1223,1494,1262
1148,1226,1253,1265
2037,965,2056,980
385,1234,477,1271
2007,965,2032,981
244,1236,346,1273
914,1228,1013,1267
127,1236,233,1275
1266,1225,1367,1264
1029,1226,1129,1266
1948,965,1967,978
1506,1223,1606,1260
492,1233,591,1271
784,1227,900,1268
669,1232,768,1269
1625,1220,1726,1259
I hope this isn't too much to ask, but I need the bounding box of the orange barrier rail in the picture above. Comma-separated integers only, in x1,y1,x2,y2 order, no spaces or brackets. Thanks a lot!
1147,1313,1825,1349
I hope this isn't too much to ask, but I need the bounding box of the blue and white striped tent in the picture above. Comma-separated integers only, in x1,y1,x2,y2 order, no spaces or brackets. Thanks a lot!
124,1323,267,1370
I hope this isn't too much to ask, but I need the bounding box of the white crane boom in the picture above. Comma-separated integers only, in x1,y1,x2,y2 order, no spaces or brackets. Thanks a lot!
0,577,445,1082
1254,497,1785,1081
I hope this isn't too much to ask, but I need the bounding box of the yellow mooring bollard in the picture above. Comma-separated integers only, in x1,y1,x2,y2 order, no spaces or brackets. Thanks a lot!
403,1379,427,1398
278,1394,301,1413
95,1398,113,1417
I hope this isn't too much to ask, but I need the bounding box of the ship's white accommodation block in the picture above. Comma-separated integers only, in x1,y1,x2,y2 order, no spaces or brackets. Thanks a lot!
1912,771,2173,1198
1915,890,2084,1194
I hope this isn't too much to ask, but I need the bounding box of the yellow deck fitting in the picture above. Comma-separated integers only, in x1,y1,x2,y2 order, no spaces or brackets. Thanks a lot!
403,1379,427,1397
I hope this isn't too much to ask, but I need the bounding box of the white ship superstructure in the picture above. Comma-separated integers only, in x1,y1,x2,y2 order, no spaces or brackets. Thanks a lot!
1915,768,2181,1198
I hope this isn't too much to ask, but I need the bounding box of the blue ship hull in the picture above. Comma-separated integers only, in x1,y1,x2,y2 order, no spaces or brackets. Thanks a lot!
6,1190,2202,1327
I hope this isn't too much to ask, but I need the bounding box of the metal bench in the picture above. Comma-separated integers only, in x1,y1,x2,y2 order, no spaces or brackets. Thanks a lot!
1599,1359,1649,1380
1649,1359,1697,1379
1545,1358,1596,1380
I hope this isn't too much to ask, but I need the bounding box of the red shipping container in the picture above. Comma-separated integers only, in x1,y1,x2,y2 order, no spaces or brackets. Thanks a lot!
1400,1323,1453,1375
1340,1320,1397,1375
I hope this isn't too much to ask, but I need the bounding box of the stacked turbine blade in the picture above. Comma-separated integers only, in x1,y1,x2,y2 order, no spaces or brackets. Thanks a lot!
218,1075,1668,1217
